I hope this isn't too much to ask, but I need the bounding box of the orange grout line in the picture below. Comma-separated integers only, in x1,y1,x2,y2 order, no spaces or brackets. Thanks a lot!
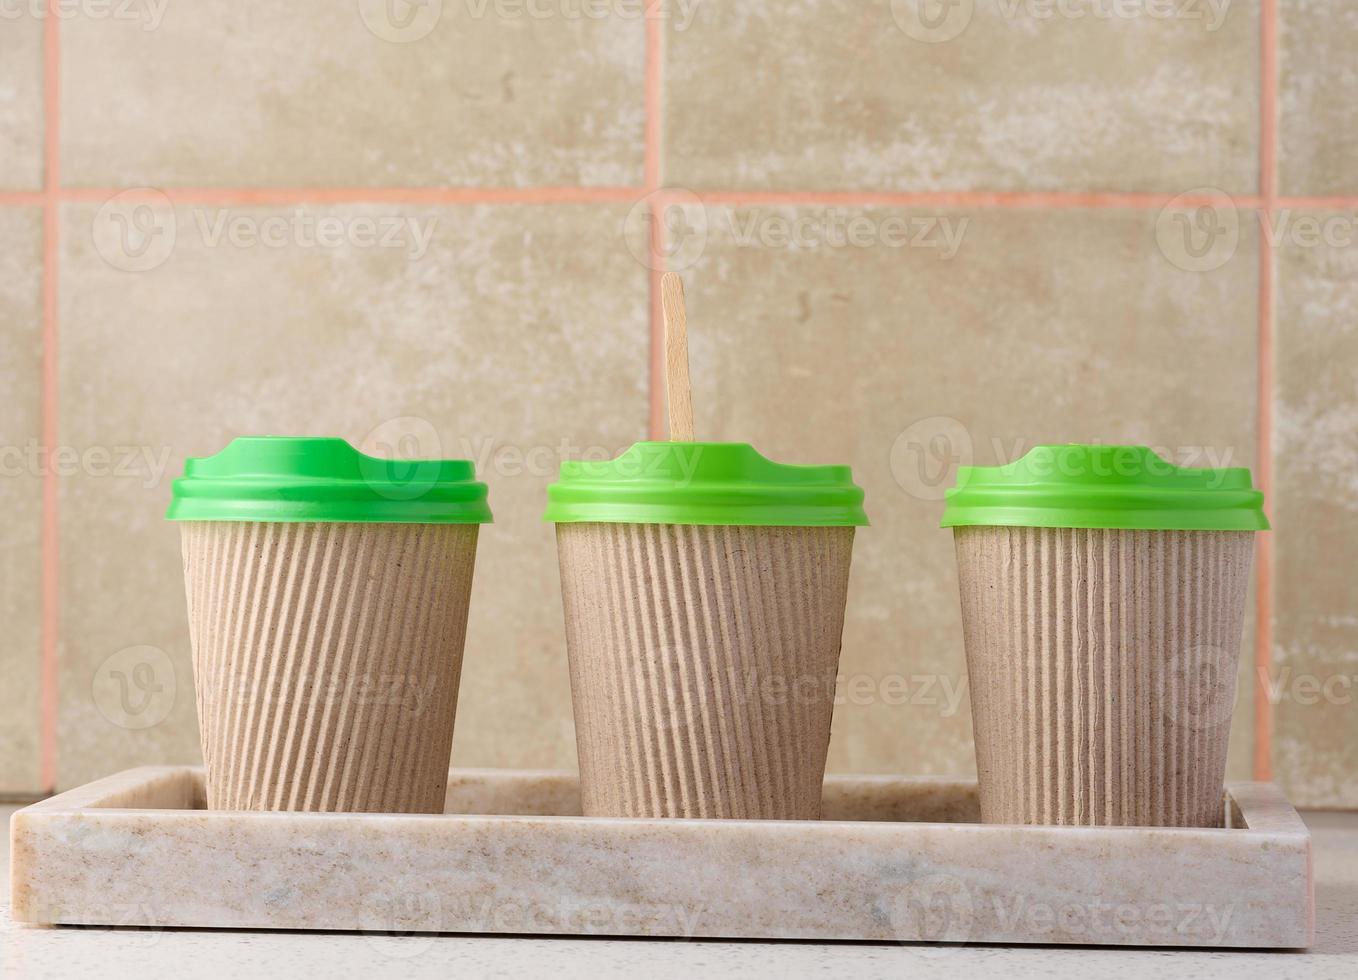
644,5,662,193
645,6,665,440
685,189,1267,210
1272,195,1358,211
1254,0,1279,783
39,2,61,795
56,186,646,206
7,187,1358,212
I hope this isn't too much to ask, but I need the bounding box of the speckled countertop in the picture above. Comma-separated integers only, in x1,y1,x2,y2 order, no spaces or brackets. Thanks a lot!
3,805,1355,979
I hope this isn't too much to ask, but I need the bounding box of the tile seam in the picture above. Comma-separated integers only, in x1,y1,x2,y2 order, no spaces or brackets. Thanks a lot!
38,0,61,794
7,189,1358,210
1254,0,1278,782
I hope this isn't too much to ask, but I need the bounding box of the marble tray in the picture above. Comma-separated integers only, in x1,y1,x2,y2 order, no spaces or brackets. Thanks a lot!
9,768,1313,948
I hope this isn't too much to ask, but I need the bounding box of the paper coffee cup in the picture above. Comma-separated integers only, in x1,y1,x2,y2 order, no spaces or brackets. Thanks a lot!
942,445,1269,827
545,442,867,819
167,437,492,812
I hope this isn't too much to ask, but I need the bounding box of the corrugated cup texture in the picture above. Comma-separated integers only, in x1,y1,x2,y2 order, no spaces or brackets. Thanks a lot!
954,527,1254,828
180,521,478,813
556,523,854,820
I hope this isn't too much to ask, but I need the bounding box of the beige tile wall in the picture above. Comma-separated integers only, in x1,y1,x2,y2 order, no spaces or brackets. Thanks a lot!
675,204,1260,780
60,2,644,187
1280,3,1358,196
0,1,1352,807
666,0,1257,193
56,202,646,789
1274,213,1358,808
0,208,43,793
1274,6,1358,806
0,16,43,192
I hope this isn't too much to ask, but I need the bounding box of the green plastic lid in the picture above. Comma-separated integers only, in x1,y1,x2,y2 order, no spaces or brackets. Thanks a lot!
166,436,492,524
544,441,867,527
941,444,1268,532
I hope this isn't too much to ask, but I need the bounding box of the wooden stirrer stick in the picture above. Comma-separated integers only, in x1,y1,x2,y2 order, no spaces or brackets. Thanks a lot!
661,272,695,441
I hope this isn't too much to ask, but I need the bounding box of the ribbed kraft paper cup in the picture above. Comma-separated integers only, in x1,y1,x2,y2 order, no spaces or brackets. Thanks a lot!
181,521,478,813
545,442,868,820
167,437,492,813
557,522,854,819
955,526,1253,827
942,445,1268,828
